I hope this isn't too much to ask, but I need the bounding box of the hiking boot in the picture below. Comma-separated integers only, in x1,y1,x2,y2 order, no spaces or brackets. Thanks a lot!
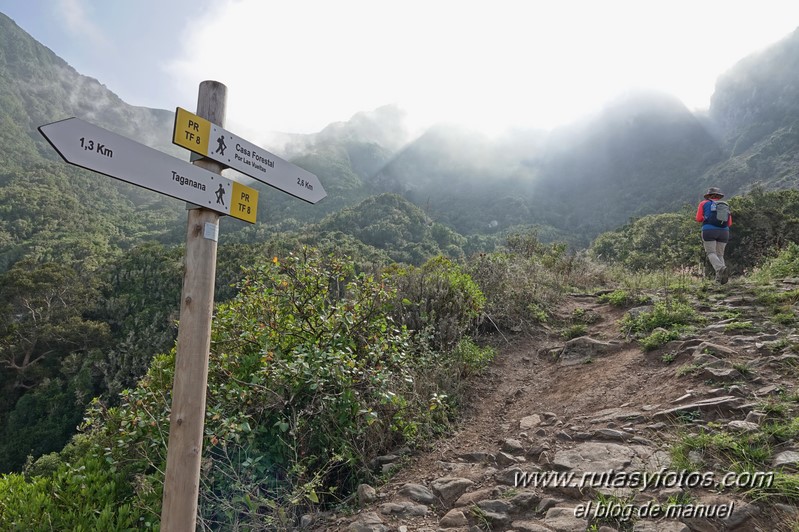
716,266,727,284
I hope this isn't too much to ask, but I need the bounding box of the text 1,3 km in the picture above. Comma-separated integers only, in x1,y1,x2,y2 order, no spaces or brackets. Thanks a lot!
297,178,313,191
79,137,113,157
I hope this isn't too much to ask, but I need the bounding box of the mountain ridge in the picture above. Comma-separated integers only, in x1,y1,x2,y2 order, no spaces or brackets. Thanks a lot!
3,11,799,249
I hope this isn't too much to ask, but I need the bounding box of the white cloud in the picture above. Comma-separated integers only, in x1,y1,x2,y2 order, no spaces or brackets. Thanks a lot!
56,0,110,49
166,0,799,136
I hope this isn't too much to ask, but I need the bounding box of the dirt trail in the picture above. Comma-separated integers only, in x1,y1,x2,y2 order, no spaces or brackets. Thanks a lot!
312,280,799,532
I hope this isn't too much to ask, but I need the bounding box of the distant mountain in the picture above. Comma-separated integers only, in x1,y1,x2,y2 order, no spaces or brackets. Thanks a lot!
250,106,411,227
711,28,799,152
368,92,723,240
704,27,799,193
0,13,186,270
0,14,175,154
355,27,799,239
532,91,724,230
2,10,799,254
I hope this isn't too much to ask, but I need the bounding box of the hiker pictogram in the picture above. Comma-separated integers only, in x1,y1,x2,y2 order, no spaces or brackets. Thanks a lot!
215,135,227,155
215,184,226,205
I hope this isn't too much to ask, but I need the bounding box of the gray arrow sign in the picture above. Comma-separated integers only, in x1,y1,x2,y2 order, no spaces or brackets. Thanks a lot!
39,117,258,222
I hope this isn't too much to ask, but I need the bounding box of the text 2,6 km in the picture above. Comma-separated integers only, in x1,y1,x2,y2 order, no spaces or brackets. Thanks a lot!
297,178,313,191
79,137,113,157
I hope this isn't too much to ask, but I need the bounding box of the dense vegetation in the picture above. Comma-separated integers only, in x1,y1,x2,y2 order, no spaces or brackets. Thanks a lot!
0,238,604,529
590,188,799,274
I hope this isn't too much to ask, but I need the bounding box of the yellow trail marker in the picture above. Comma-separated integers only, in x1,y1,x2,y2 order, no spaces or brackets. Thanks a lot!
173,107,211,155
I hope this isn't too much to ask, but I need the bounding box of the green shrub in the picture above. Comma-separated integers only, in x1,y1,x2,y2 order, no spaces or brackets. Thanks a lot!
591,189,799,274
467,232,606,333
621,301,699,335
198,250,447,524
0,455,151,530
388,256,485,351
675,363,702,377
754,242,799,279
589,210,700,271
571,307,600,324
772,310,796,325
597,290,634,307
755,287,799,307
670,416,799,503
468,253,557,331
562,324,588,340
724,321,756,332
661,353,677,364
640,329,680,351
452,339,496,376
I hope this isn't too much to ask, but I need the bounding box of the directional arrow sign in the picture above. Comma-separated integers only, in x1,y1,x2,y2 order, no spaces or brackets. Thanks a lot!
173,107,326,204
40,117,258,223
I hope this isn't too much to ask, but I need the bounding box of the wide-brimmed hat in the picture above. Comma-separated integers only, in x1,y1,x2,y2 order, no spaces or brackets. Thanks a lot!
704,187,725,199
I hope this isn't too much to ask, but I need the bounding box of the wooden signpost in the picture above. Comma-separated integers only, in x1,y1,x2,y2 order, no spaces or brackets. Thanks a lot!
39,80,325,531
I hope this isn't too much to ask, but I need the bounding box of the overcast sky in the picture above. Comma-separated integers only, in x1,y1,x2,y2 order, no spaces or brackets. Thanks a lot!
3,0,799,138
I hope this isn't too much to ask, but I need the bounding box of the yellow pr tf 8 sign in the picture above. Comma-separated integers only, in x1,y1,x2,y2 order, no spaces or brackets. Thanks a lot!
231,181,258,224
173,107,212,155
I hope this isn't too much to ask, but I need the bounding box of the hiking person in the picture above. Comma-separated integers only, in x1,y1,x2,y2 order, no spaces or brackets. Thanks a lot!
696,187,732,284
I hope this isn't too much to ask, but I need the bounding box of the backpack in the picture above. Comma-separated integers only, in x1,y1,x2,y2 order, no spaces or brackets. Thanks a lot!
706,200,730,228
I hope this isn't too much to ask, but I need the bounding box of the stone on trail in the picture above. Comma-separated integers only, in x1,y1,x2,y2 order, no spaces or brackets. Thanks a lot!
455,486,500,506
347,512,388,532
726,420,759,433
495,465,526,486
357,483,377,506
480,510,511,527
700,366,742,381
507,490,541,512
431,477,475,504
398,483,436,504
519,414,542,430
754,384,781,396
542,507,589,531
558,336,620,366
552,442,666,473
723,501,761,529
632,520,690,531
496,450,519,466
592,428,631,441
510,521,554,532
773,450,799,470
439,509,469,528
458,451,493,463
652,396,745,421
501,438,525,453
692,342,738,359
379,501,428,516
477,498,512,515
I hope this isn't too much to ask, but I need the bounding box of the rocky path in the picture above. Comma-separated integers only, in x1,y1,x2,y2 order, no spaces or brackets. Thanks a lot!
309,278,799,532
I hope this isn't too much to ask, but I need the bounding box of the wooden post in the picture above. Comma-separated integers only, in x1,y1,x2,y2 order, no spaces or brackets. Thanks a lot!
161,80,227,531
